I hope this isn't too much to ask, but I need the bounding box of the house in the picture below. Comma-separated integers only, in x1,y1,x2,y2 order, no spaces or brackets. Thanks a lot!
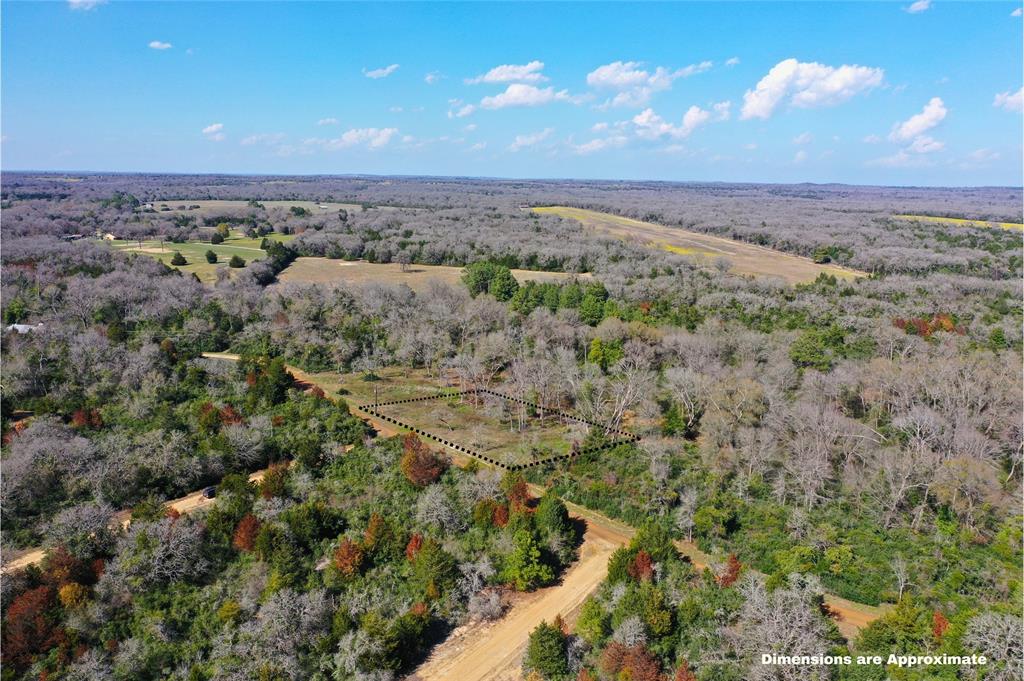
5,323,43,334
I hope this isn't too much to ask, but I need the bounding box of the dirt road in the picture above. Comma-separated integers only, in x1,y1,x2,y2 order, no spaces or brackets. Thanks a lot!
411,520,623,681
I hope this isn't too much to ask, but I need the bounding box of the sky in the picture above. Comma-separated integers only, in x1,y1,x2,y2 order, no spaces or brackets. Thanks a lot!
2,1,1022,186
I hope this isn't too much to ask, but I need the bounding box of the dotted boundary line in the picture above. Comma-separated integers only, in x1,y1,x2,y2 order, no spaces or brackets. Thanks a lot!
358,388,638,471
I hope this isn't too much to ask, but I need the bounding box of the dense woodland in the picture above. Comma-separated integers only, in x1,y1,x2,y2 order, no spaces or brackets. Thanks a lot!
1,173,1021,681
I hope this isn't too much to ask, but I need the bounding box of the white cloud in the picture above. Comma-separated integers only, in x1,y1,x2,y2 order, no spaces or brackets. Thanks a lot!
573,135,629,155
68,0,106,10
906,0,931,13
508,128,554,152
993,87,1023,112
966,148,1000,163
866,150,933,168
319,127,399,150
726,57,741,67
631,102,729,140
480,84,574,110
389,106,403,113
740,58,884,119
1012,7,1023,16
587,60,712,107
202,123,225,142
241,133,286,146
743,143,758,150
467,61,547,84
889,97,947,141
792,131,813,145
863,134,882,144
468,142,487,152
148,40,172,50
317,118,339,126
425,71,442,85
463,123,478,132
447,100,477,118
793,150,808,164
592,122,609,132
906,135,944,153
363,64,399,79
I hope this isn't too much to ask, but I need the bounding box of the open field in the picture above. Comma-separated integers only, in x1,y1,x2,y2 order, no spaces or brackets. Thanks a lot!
104,231,294,282
894,214,1024,231
533,206,866,284
141,199,365,215
276,257,592,292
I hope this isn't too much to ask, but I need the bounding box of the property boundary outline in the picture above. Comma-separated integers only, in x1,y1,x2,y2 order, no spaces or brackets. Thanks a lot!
358,387,639,471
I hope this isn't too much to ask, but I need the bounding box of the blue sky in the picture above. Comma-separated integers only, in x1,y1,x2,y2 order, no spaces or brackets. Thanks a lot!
2,1,1022,185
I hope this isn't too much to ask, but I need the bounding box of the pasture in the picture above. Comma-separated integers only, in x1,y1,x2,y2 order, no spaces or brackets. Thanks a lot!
104,231,294,282
276,257,592,292
141,199,366,215
894,214,1024,231
533,205,866,284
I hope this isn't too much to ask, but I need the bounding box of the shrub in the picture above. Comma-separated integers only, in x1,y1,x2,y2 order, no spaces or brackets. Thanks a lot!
211,232,225,244
523,620,568,680
229,254,246,268
170,251,187,266
205,250,218,263
400,434,447,487
333,538,364,578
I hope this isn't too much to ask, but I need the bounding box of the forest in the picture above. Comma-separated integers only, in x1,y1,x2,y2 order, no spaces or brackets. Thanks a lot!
1,172,1021,681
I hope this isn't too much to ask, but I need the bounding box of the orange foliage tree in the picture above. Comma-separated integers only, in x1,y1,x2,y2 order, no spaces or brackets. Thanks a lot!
406,533,424,561
932,610,950,641
233,514,260,552
333,538,364,577
718,554,743,587
599,642,665,681
628,550,655,582
399,434,447,487
2,586,66,671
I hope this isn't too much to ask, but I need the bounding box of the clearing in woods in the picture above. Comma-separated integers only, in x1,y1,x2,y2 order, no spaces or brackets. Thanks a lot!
533,205,866,284
139,199,367,215
893,214,1024,231
276,257,592,292
104,231,295,282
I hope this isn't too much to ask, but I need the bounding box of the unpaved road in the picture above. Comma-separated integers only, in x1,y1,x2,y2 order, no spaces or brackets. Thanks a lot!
410,520,623,681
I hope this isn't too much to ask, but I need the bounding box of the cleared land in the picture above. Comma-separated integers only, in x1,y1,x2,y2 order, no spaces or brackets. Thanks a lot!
141,199,365,215
533,206,866,284
894,214,1024,231
276,257,592,292
104,231,294,282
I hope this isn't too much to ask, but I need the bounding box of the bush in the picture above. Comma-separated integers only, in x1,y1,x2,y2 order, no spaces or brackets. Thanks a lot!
170,251,187,266
205,250,218,263
229,254,246,268
211,232,225,244
523,619,568,680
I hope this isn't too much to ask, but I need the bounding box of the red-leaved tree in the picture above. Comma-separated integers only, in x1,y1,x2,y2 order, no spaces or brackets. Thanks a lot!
628,550,655,582
400,434,447,487
233,514,260,552
333,538,364,577
2,586,66,671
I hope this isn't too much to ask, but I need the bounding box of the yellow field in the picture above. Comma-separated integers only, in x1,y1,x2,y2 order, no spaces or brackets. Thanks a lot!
533,206,866,284
894,214,1024,231
276,258,592,292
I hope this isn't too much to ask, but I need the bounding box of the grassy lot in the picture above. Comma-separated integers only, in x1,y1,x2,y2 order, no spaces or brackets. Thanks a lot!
894,214,1024,231
141,199,365,216
533,205,866,284
104,231,295,282
304,366,588,468
276,257,592,292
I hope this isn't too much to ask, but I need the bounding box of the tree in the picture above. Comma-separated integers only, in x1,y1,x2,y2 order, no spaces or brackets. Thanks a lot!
396,250,413,273
488,267,520,302
233,513,260,552
400,433,447,487
524,620,568,680
170,251,187,266
535,491,571,537
628,550,655,582
576,597,610,646
205,249,218,264
503,529,554,591
2,586,64,671
333,538,364,578
211,232,225,244
718,554,743,587
229,254,246,268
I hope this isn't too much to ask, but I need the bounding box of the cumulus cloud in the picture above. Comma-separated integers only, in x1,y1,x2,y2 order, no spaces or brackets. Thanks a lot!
363,64,399,79
467,61,547,84
317,118,339,126
793,150,808,164
587,60,712,107
906,135,944,153
740,58,884,119
480,84,575,110
792,132,813,145
313,127,399,150
725,57,741,67
202,123,225,142
863,134,882,144
425,71,442,85
573,135,629,155
148,40,172,50
1012,7,1022,16
993,87,1023,112
508,128,554,152
889,97,947,141
68,0,106,9
866,150,934,168
467,142,487,152
906,0,931,13
631,102,729,140
447,99,477,118
241,133,286,146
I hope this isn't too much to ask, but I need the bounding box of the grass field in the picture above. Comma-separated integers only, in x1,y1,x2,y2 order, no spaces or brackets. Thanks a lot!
893,214,1024,231
141,199,366,215
276,257,592,292
533,206,866,284
104,231,295,282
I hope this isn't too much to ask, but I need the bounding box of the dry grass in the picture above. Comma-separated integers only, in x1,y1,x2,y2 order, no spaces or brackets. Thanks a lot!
534,206,866,284
142,199,366,215
894,214,1024,231
276,258,592,292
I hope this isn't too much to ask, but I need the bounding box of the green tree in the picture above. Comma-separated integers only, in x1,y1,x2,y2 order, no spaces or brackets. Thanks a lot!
488,267,520,301
523,620,568,680
535,492,571,538
229,254,246,268
205,250,218,264
211,232,225,245
575,596,610,646
503,530,554,591
170,251,187,266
